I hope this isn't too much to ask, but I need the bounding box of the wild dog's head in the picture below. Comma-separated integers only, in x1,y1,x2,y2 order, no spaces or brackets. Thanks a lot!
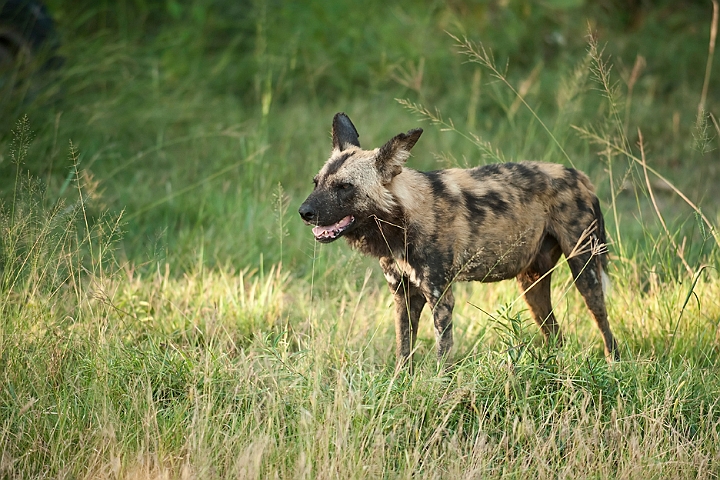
298,113,423,243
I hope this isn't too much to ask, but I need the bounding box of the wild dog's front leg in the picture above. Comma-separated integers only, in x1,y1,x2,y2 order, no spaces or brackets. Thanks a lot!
381,258,426,368
391,278,426,368
426,285,455,361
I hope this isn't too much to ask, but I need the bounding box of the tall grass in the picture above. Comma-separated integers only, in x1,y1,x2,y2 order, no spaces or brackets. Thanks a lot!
1,1,720,478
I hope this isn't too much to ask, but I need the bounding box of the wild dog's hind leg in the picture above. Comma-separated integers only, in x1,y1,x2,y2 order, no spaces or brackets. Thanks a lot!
517,235,564,345
425,284,455,361
566,251,619,361
390,277,426,369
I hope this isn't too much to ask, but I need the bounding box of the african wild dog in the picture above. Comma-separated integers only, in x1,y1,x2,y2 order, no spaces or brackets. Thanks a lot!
299,113,619,367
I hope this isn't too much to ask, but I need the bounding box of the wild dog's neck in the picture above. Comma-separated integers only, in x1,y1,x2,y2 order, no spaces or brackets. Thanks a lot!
344,205,407,260
343,168,427,260
387,168,432,226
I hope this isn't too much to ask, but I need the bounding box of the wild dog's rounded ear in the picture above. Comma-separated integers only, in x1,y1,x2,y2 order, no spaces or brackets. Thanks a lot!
376,128,423,183
332,113,361,151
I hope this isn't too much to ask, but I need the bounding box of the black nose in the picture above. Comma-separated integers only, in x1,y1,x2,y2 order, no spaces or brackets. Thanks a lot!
299,203,316,222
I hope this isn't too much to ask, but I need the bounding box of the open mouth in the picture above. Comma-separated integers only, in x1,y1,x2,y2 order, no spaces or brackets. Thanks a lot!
311,215,355,242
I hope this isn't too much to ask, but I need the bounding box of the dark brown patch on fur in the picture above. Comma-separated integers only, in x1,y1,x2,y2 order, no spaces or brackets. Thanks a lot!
462,191,488,227
344,206,407,259
324,152,353,177
424,171,448,198
479,190,510,216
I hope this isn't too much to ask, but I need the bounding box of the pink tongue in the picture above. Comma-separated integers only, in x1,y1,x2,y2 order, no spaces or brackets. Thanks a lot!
312,215,353,237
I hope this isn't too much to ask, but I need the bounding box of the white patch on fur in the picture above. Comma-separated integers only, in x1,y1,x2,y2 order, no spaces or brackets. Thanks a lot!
443,177,462,198
589,268,598,284
601,267,612,296
396,258,421,286
433,288,441,299
384,272,397,285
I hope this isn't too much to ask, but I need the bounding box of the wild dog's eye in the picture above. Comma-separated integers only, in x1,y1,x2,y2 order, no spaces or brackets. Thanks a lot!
337,182,353,191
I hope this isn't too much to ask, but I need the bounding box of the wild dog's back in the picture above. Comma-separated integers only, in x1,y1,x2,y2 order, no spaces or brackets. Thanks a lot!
388,161,600,283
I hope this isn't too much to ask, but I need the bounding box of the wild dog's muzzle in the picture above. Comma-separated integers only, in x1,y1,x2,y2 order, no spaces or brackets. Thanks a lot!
298,202,355,243
298,202,317,223
311,215,355,241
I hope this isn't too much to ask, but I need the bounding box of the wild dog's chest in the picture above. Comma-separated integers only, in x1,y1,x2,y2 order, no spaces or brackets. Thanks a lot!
380,256,424,287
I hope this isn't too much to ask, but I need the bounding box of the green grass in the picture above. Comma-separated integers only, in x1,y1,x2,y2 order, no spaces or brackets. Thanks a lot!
1,0,720,478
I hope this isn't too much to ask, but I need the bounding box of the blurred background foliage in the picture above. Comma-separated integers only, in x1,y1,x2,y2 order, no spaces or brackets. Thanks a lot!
0,0,717,271
30,0,715,104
